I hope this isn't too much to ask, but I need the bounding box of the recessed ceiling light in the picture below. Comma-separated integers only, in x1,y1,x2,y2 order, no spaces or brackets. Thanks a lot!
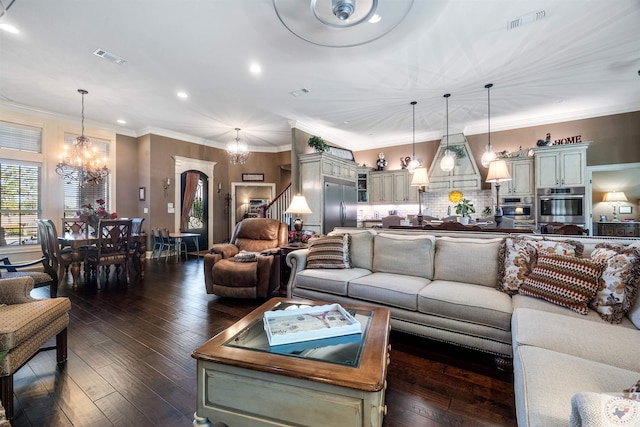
117,119,127,124
0,23,19,34
177,91,188,99
250,63,262,74
368,14,381,24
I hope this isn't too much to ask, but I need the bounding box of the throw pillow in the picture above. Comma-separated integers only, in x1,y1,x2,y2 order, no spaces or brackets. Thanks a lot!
306,234,351,269
519,254,604,315
234,250,258,262
624,379,640,401
0,276,36,305
570,392,640,427
589,243,640,323
497,236,583,295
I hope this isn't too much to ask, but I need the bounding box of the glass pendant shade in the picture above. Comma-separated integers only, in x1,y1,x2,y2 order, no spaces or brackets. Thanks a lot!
440,150,455,172
407,157,420,173
481,145,497,168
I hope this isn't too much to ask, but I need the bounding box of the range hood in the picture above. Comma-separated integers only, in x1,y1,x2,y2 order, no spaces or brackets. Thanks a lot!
427,133,482,191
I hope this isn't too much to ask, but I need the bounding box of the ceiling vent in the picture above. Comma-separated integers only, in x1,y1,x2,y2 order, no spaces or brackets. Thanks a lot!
93,48,127,65
508,10,546,30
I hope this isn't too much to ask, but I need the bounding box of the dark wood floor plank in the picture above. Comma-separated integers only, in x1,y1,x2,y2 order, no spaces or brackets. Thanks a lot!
14,258,516,427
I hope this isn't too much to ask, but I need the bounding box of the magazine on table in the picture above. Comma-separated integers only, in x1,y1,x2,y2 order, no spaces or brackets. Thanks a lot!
263,303,361,346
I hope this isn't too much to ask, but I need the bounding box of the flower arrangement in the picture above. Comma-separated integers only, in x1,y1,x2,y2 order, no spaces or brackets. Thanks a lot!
78,198,117,230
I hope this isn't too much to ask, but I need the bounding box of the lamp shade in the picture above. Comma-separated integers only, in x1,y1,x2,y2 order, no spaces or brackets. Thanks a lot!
285,194,312,214
603,191,628,203
410,167,430,186
486,159,512,183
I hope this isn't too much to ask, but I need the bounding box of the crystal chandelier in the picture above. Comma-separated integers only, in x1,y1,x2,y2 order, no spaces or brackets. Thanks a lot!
56,89,110,185
226,127,250,165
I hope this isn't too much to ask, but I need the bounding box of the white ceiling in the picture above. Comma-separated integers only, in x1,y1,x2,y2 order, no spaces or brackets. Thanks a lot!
1,0,639,153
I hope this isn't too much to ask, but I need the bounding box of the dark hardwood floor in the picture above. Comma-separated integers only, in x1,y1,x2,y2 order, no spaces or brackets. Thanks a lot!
10,257,517,427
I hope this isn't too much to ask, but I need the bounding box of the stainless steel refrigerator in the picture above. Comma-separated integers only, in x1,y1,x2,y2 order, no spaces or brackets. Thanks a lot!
323,177,357,234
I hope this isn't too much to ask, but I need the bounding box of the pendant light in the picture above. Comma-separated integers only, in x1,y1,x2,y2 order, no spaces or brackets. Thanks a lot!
407,101,420,173
226,128,250,165
440,93,455,172
56,89,110,185
481,83,497,168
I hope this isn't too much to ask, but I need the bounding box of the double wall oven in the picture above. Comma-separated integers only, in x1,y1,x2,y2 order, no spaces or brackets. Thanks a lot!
500,196,535,230
537,187,586,226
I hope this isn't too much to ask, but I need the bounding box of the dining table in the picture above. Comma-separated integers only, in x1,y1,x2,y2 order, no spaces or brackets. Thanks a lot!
59,232,147,289
168,231,201,261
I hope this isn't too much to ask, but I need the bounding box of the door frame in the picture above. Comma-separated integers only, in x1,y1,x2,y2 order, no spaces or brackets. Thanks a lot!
230,182,275,237
586,162,640,235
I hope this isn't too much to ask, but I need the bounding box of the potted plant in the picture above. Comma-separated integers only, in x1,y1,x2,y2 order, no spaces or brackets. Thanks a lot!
308,135,329,153
455,198,475,224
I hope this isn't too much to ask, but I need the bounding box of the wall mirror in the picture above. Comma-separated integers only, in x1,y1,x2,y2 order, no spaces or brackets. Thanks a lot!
230,182,276,235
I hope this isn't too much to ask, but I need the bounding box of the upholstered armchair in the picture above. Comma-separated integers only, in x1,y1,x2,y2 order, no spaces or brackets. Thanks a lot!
204,218,288,298
0,276,70,420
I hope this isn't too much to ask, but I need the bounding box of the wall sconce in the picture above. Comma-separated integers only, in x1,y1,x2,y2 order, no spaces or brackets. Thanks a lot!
162,178,171,190
217,182,222,193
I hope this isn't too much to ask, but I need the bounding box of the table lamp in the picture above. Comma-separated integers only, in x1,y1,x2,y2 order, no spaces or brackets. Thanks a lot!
285,194,312,246
410,166,430,225
603,191,627,222
486,159,512,225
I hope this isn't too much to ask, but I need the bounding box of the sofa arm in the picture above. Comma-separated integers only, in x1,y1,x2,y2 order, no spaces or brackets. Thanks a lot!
209,243,239,259
285,249,309,298
0,276,36,304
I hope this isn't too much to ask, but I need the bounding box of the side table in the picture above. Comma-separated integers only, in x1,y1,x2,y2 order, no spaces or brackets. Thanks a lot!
279,245,307,295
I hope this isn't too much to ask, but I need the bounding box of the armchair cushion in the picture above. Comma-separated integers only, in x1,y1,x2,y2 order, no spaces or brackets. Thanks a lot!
0,276,35,305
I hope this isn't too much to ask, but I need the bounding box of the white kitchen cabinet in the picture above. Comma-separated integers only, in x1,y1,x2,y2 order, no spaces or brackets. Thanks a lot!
369,169,417,204
503,157,534,197
533,142,590,188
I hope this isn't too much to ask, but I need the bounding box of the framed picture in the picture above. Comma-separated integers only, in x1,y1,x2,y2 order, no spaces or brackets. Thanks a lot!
139,187,146,201
242,173,264,182
619,206,632,214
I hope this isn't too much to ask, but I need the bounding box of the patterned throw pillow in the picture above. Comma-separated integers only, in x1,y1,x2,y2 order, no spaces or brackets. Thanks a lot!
589,243,640,323
306,234,351,269
497,236,583,295
519,254,604,315
624,379,640,401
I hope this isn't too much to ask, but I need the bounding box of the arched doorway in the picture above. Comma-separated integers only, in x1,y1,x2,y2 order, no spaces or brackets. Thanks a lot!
173,156,216,249
180,170,208,252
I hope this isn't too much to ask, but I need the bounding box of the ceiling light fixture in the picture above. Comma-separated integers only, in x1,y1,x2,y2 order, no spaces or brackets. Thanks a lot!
481,83,497,168
407,101,420,173
0,0,19,34
226,128,250,165
56,89,110,186
440,93,455,172
273,0,415,47
177,91,188,99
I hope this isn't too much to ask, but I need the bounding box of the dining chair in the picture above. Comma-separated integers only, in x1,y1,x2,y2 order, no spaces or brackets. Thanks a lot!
86,219,132,287
150,227,163,260
0,219,65,298
160,228,187,263
129,218,145,276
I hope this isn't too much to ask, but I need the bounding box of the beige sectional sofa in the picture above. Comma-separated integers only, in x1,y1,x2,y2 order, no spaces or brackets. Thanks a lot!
285,228,640,426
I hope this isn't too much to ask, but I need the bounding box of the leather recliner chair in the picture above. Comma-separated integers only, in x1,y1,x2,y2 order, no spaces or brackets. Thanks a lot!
204,218,288,298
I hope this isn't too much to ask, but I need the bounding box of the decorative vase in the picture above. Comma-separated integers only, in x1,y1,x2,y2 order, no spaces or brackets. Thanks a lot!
460,216,470,225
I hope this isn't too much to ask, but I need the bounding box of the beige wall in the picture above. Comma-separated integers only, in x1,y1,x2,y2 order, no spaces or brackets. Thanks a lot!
114,134,292,244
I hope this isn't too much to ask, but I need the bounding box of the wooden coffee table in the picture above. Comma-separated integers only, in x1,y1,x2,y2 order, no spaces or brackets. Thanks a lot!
192,297,391,427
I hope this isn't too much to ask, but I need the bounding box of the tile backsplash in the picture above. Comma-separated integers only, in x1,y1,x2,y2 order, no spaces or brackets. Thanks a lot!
358,189,494,221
